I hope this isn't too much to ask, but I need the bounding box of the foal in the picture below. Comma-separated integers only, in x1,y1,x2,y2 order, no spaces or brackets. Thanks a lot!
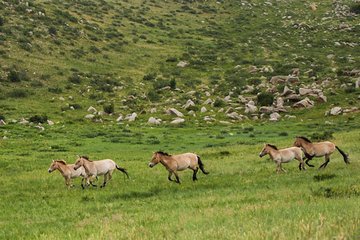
259,144,305,173
48,160,90,189
74,156,129,188
148,151,209,184
293,136,350,169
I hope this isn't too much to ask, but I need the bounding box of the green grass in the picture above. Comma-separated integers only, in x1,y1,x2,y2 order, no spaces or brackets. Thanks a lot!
0,121,359,239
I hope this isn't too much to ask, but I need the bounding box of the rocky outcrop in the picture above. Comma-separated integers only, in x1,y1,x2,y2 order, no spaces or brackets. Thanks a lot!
293,97,314,108
167,108,184,117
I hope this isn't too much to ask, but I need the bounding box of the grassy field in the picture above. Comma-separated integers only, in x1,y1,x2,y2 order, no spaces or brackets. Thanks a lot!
0,118,359,239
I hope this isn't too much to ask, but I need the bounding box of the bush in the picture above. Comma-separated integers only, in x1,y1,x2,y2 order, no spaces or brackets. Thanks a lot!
147,90,160,102
257,92,274,106
48,87,63,94
169,78,176,90
29,115,48,124
350,3,360,14
7,68,29,82
103,103,114,114
8,89,29,98
48,26,57,35
0,16,4,26
143,72,157,81
0,115,5,121
311,131,333,141
213,98,226,108
68,74,81,84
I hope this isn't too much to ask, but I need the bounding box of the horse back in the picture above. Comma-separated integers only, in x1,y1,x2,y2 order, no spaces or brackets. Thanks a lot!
173,153,198,170
313,142,335,156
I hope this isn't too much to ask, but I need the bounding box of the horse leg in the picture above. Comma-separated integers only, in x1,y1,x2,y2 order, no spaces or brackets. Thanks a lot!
276,162,281,174
192,167,199,181
101,173,108,188
319,155,330,169
305,158,315,168
174,171,181,184
65,178,71,189
167,171,174,182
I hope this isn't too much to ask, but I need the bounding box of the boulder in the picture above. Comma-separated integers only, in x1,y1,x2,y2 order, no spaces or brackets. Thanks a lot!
47,120,54,126
270,76,288,84
276,97,284,108
356,78,360,88
0,120,6,125
183,99,195,109
168,108,184,117
203,98,213,105
177,61,189,68
87,106,97,113
226,112,242,120
125,112,137,122
269,112,281,121
299,88,313,96
317,94,327,103
148,117,161,125
287,76,300,84
171,118,185,124
330,107,342,116
85,114,95,119
19,118,29,124
201,107,207,113
259,106,274,113
293,97,314,108
282,86,295,96
245,101,257,113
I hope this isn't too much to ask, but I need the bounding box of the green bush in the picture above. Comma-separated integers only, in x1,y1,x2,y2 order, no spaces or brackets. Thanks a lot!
29,115,48,124
143,72,157,81
147,90,160,102
103,103,114,114
68,74,81,84
257,92,274,106
7,68,29,82
213,98,226,108
8,89,29,98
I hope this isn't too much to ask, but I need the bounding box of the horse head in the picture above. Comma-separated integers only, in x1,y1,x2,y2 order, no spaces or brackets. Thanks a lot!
48,160,58,173
148,152,163,168
74,156,87,170
259,144,269,157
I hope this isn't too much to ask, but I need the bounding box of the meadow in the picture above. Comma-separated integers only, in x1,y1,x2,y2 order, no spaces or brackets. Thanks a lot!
0,117,359,239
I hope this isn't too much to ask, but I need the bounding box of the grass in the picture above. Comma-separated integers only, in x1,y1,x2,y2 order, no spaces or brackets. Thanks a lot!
0,120,359,239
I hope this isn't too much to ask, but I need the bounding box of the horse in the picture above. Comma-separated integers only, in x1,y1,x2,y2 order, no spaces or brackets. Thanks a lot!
148,151,209,184
259,144,306,173
73,156,129,188
48,160,92,189
293,136,350,169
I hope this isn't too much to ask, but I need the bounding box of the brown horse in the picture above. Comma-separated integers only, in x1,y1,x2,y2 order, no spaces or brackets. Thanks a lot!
74,156,129,188
48,160,91,189
148,151,209,184
259,144,305,173
293,136,350,169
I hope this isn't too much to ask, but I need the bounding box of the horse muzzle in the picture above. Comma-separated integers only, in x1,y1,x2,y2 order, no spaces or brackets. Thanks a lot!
259,153,265,158
48,169,53,173
148,163,154,168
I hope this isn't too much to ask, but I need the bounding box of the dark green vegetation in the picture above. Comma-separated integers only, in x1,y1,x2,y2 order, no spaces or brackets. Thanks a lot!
0,0,359,239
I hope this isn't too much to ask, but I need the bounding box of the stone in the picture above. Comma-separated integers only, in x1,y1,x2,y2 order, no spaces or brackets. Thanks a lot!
269,112,281,121
183,99,195,109
330,107,342,116
85,114,95,119
270,76,288,84
317,94,327,103
276,97,284,108
287,76,300,84
299,88,313,96
0,120,6,125
245,101,257,113
47,120,54,126
201,107,207,113
203,98,213,105
226,112,242,120
87,106,97,113
259,106,274,113
150,108,157,113
293,97,314,108
177,61,189,68
168,108,184,117
148,117,161,125
125,112,137,122
171,118,185,124
282,86,295,96
224,95,231,102
19,118,29,124
204,116,215,122
116,114,123,122
355,78,360,88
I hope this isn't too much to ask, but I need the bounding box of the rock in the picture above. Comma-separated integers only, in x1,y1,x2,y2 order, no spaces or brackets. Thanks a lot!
259,106,274,113
299,88,313,96
287,76,300,84
85,114,95,119
0,120,6,125
270,76,288,84
59,97,65,101
204,116,215,122
285,115,296,119
186,90,196,95
171,118,185,124
269,112,281,121
242,85,255,94
116,114,123,122
245,101,257,113
200,107,207,113
285,94,302,101
224,95,232,102
148,117,161,125
330,107,342,116
293,97,314,108
125,112,137,122
226,112,242,120
205,91,211,97
355,78,360,88
309,3,317,11
150,108,157,113
276,97,284,108
168,108,184,117
35,125,45,131
282,86,295,96
238,95,247,103
291,68,300,77
183,99,195,109
317,94,327,103
87,106,97,113
225,107,234,114
47,120,54,126
177,61,189,68
203,98,213,105
188,110,196,116
19,118,29,124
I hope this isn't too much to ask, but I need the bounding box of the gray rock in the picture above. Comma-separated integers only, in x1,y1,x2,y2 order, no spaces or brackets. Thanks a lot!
183,99,195,109
125,112,137,122
85,114,95,119
148,117,161,125
282,86,295,96
270,76,288,84
269,112,281,121
116,114,123,122
87,106,97,113
293,97,314,108
167,108,184,117
177,61,189,68
226,112,242,120
203,98,213,105
299,88,313,96
330,107,342,116
201,107,207,113
355,78,360,88
259,106,274,113
245,101,257,113
171,118,185,124
0,120,6,125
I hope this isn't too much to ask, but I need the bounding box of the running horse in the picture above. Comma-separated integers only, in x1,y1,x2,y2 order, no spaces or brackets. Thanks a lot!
148,151,209,184
259,144,306,173
293,136,350,169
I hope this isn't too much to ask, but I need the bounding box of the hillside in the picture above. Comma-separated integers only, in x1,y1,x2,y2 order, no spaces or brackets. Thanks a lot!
0,0,359,125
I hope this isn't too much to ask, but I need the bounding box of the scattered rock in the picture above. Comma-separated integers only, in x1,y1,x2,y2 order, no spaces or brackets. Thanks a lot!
0,120,6,125
201,107,207,113
245,101,257,113
269,112,281,121
355,79,360,88
177,61,189,68
282,86,295,96
167,108,184,117
19,118,29,124
270,76,288,84
183,99,195,109
85,114,95,119
299,88,313,96
116,114,123,122
171,118,185,124
150,108,157,113
87,106,97,113
293,97,314,108
330,107,342,116
259,106,274,113
226,112,243,120
125,112,137,122
204,116,215,122
148,117,161,125
203,98,213,105
47,120,54,126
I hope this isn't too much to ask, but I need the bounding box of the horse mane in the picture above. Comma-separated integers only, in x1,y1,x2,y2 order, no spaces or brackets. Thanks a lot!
55,160,67,165
156,151,172,156
267,144,278,150
81,155,93,162
297,136,312,143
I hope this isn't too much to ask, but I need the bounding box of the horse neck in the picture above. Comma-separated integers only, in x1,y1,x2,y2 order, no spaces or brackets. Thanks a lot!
82,159,93,173
267,148,278,159
159,155,172,167
56,163,67,176
299,140,312,151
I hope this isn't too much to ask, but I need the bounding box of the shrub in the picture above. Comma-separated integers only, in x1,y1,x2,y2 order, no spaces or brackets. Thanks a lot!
29,115,48,124
311,131,333,141
48,87,63,94
143,72,157,81
0,115,5,121
257,92,274,106
169,78,176,90
213,98,226,108
68,74,81,84
8,68,29,82
0,16,4,26
103,103,114,114
48,26,57,35
8,89,29,98
147,90,160,102
350,3,360,14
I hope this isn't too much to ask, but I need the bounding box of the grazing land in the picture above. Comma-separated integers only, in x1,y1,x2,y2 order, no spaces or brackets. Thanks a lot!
0,0,359,239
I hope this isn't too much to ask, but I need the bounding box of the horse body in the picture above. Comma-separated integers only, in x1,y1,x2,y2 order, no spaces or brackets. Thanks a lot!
74,156,129,188
259,144,305,173
48,160,89,188
293,136,349,169
149,151,209,183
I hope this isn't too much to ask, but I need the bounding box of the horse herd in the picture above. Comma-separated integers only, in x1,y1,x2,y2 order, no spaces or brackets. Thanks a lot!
48,136,350,189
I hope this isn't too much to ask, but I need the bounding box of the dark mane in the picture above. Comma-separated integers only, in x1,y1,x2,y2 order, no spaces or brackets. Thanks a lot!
297,136,312,143
156,151,171,156
267,144,278,150
81,155,92,162
55,160,67,165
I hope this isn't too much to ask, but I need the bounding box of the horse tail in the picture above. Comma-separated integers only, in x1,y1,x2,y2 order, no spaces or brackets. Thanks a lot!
197,155,209,175
335,146,350,164
116,165,130,179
